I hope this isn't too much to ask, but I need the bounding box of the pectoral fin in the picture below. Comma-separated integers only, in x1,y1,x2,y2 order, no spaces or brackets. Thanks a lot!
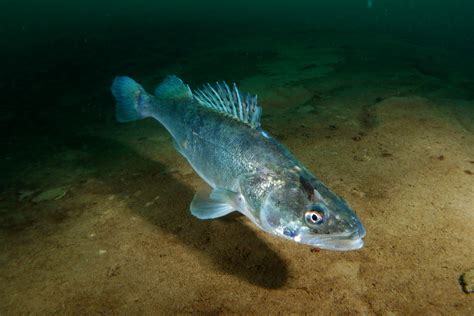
190,188,237,219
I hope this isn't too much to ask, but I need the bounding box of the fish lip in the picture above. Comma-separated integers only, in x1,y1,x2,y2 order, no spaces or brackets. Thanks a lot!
317,237,364,251
298,227,366,251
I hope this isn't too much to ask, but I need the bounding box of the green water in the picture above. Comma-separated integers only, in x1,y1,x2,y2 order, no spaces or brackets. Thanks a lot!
1,1,473,133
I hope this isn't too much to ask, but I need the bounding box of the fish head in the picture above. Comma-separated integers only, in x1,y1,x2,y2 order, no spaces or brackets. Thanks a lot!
259,173,366,251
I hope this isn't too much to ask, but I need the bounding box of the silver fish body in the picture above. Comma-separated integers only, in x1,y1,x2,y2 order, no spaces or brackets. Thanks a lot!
111,75,366,251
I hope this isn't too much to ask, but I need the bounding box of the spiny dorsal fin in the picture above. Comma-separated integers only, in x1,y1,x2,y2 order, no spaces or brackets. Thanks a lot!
193,82,262,129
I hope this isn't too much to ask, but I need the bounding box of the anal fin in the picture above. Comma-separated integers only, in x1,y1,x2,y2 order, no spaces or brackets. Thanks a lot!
190,189,237,219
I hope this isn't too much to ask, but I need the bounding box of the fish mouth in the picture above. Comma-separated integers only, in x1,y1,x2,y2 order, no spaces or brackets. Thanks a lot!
313,236,364,251
298,226,366,251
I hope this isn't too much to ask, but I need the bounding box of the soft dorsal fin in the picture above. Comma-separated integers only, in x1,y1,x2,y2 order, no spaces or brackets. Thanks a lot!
193,82,262,129
155,75,193,100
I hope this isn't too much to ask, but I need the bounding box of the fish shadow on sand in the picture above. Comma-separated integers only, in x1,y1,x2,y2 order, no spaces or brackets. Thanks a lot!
91,136,288,289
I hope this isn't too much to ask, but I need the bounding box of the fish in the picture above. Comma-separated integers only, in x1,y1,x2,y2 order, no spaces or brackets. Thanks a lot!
111,75,366,251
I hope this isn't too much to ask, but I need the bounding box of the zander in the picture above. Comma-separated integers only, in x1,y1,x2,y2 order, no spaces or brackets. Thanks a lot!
111,75,366,251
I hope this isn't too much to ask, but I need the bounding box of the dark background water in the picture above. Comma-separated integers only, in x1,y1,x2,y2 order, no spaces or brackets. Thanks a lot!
1,0,473,135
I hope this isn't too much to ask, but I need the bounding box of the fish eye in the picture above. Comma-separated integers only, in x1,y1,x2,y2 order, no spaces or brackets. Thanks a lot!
304,210,325,227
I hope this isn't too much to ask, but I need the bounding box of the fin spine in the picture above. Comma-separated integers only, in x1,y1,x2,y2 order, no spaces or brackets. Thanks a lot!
193,81,262,128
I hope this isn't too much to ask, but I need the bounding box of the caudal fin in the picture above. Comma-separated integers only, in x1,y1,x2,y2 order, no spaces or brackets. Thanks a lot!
111,76,150,122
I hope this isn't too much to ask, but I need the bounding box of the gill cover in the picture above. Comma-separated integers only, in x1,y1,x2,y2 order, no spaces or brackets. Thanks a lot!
259,182,308,234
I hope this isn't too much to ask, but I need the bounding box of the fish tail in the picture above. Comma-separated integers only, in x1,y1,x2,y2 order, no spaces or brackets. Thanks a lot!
111,76,151,122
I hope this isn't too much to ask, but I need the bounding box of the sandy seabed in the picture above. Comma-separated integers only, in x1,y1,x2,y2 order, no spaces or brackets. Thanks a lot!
1,32,473,314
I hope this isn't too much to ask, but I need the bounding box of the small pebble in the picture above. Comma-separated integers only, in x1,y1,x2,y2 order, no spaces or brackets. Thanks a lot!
311,247,321,253
32,187,67,203
99,250,107,255
352,136,362,141
461,268,474,293
106,264,120,277
353,155,370,162
133,190,142,197
437,155,445,161
351,188,366,198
